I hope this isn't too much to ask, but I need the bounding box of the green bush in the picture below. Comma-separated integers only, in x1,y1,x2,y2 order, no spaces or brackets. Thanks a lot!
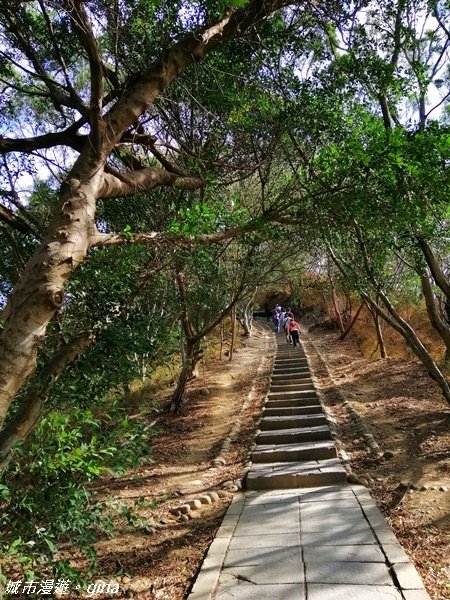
0,402,158,586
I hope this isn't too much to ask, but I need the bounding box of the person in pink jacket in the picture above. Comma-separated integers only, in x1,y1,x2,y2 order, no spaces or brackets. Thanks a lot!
288,319,301,347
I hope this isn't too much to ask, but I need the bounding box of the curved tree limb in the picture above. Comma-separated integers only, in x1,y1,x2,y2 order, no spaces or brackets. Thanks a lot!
98,166,205,198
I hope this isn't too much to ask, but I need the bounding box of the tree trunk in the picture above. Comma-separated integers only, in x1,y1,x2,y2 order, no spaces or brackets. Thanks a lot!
0,156,103,430
229,307,237,362
328,267,344,332
420,270,450,361
328,243,449,400
365,300,387,358
170,337,200,414
240,290,256,337
340,301,364,341
0,332,94,468
416,236,450,297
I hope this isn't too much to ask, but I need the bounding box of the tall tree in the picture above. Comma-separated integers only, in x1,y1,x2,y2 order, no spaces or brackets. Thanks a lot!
0,0,341,428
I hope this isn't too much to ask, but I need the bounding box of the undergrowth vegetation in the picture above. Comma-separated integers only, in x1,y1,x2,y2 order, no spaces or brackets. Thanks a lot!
0,399,158,587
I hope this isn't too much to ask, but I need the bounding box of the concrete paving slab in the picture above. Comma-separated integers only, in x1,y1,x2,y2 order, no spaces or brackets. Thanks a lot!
233,519,300,536
228,533,299,549
223,546,301,569
220,563,303,585
216,525,237,538
298,487,355,502
302,513,369,531
391,562,426,590
381,543,411,564
307,584,403,600
300,499,361,511
300,495,361,506
303,544,385,562
215,583,305,599
237,510,300,525
305,561,393,585
189,554,224,598
244,490,300,504
301,528,378,546
241,502,299,515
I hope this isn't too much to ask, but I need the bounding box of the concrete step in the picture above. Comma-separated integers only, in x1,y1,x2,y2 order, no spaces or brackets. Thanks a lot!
274,352,308,366
271,370,311,380
246,458,348,490
252,440,337,463
270,380,314,389
267,390,318,401
263,405,323,416
270,382,314,393
256,425,332,444
260,414,327,430
272,365,311,377
274,356,307,363
266,396,320,408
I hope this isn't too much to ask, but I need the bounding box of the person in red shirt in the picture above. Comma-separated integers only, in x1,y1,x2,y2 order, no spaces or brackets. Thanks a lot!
288,319,301,347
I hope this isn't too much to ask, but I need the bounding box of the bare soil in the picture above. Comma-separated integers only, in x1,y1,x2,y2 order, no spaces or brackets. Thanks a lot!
76,318,449,600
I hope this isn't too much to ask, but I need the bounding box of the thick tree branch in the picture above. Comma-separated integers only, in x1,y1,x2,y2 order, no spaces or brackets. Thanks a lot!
103,0,310,147
98,166,205,198
0,203,38,236
0,125,86,155
90,220,260,249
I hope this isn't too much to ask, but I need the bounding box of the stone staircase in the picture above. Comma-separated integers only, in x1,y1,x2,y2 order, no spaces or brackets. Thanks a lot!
246,336,347,490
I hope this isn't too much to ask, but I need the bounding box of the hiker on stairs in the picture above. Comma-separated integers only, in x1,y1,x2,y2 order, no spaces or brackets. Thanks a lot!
288,318,301,347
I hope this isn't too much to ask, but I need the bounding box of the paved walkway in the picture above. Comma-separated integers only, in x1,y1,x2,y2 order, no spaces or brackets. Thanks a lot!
187,331,431,600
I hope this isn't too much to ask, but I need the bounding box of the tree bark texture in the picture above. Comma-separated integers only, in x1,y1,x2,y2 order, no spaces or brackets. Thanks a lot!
0,154,103,428
365,300,388,358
